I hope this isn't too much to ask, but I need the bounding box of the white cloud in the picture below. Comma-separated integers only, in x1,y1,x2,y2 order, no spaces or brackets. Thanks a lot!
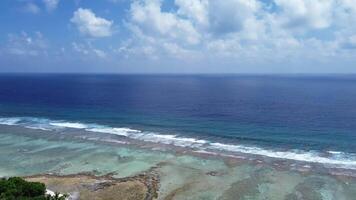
72,42,107,58
71,8,113,37
72,42,89,55
93,49,107,58
130,0,201,44
125,0,266,60
43,0,60,11
274,0,333,30
208,0,261,34
23,3,40,14
174,0,262,35
339,34,356,49
4,0,356,72
175,0,209,27
122,0,356,64
11,0,354,71
348,35,356,47
3,32,48,57
113,6,340,72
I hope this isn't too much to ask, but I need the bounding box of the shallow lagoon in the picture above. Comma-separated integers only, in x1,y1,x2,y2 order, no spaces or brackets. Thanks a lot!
1,126,355,200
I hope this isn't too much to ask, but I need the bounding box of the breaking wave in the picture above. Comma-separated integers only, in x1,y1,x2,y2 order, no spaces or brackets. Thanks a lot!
1,116,356,170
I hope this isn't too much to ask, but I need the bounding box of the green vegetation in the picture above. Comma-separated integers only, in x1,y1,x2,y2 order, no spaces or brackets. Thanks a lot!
0,177,67,200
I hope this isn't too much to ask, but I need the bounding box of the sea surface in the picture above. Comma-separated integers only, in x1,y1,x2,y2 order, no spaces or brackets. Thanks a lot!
1,74,356,171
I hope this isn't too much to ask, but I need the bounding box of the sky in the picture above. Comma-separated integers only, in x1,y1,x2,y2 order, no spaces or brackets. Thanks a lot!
0,0,356,73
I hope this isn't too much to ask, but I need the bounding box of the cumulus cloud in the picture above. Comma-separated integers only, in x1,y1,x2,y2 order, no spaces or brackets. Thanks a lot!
8,0,356,72
130,0,201,44
125,0,267,60
72,42,107,58
274,0,333,30
175,0,209,27
23,3,40,14
2,32,48,57
71,8,113,37
208,0,261,34
43,0,60,11
121,0,356,65
339,34,356,49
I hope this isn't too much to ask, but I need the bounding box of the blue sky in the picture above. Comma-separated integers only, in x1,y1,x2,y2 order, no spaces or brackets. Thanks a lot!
0,0,356,73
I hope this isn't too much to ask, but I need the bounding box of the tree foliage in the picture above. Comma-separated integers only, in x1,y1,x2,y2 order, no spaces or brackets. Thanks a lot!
0,177,67,200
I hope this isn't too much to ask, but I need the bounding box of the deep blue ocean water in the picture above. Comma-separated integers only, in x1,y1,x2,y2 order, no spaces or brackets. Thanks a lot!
1,74,356,167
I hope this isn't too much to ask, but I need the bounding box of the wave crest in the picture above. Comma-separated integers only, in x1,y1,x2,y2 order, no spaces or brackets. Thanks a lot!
1,116,356,169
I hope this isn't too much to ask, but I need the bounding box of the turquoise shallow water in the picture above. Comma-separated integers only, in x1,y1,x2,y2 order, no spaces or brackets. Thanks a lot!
1,117,356,172
0,126,356,200
0,127,167,178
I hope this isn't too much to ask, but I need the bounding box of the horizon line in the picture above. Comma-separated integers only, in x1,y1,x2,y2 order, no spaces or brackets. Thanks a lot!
1,72,356,76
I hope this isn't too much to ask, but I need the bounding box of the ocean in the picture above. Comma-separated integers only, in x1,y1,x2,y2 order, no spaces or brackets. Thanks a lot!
1,74,356,170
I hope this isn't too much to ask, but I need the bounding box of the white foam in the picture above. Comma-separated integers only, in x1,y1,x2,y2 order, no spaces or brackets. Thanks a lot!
46,189,67,199
86,127,140,136
0,117,21,125
25,126,51,131
328,151,343,155
49,122,88,129
99,138,128,144
208,142,356,169
86,126,207,148
133,133,208,147
1,116,356,170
